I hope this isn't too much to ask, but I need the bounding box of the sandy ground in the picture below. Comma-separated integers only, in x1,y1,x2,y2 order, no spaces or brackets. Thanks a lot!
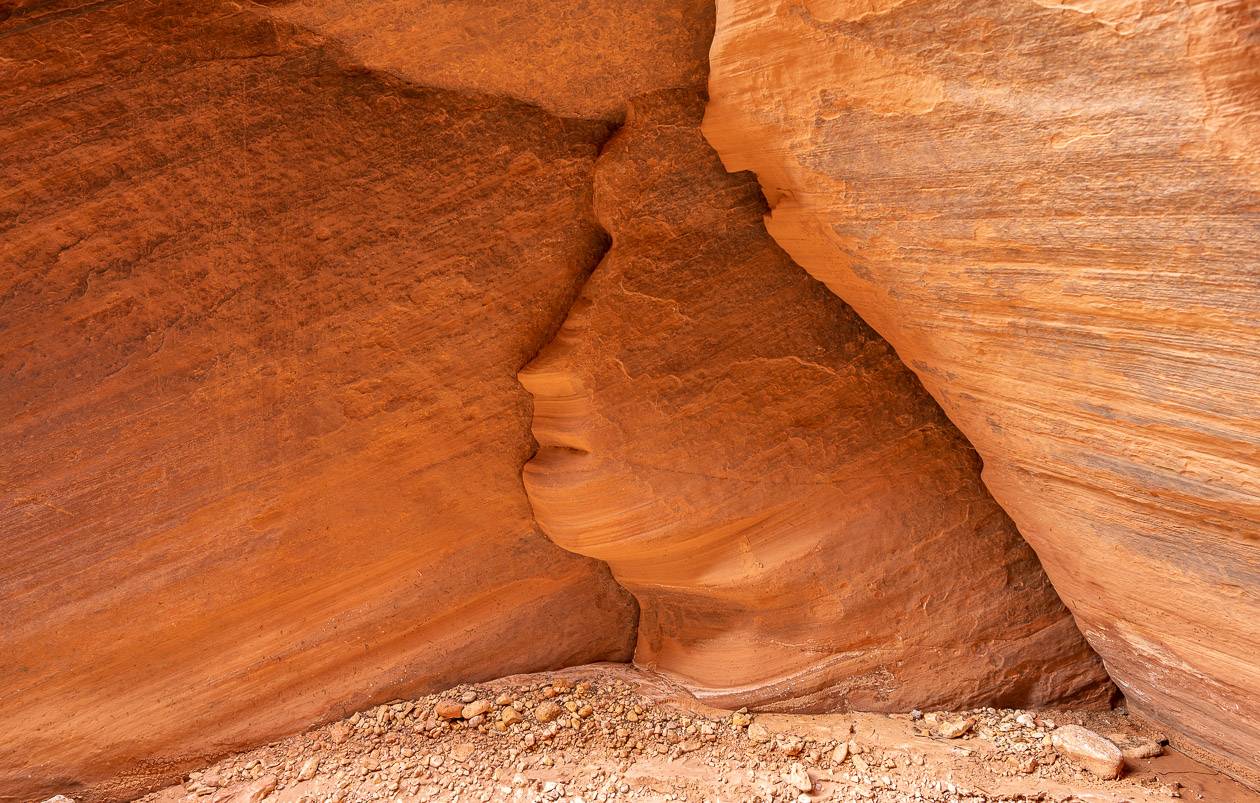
135,664,1258,803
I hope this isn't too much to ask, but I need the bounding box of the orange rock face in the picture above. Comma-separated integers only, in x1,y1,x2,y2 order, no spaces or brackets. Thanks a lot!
0,1,637,799
262,0,715,120
705,0,1259,784
521,88,1112,713
14,0,1232,796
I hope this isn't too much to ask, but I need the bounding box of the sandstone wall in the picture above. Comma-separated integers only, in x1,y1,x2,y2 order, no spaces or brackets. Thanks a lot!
521,87,1112,713
705,0,1260,784
261,0,714,121
0,2,644,798
0,0,1160,798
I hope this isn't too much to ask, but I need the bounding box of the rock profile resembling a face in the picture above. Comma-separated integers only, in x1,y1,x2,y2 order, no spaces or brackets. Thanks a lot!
0,2,639,799
520,88,1114,713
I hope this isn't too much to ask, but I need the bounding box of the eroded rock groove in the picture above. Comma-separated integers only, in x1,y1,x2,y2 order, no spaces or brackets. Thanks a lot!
518,84,1113,714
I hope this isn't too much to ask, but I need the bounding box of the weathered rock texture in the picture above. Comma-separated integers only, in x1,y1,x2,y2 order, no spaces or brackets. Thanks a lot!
521,87,1113,713
262,0,715,120
705,0,1259,785
0,1,640,799
0,0,1164,798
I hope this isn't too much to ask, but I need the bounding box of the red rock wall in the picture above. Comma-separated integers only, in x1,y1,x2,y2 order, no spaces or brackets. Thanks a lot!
262,0,714,121
1,0,1140,798
521,88,1113,713
705,0,1260,785
0,2,639,799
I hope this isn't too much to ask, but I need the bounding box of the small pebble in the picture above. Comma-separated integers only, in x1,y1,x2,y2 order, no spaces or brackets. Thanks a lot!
783,763,813,792
936,717,975,739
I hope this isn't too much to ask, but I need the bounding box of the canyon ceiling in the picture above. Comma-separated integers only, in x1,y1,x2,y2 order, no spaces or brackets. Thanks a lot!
1,0,1256,801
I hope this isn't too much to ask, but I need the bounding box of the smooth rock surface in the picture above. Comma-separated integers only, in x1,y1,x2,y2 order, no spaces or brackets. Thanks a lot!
0,1,636,800
705,0,1259,784
521,87,1113,712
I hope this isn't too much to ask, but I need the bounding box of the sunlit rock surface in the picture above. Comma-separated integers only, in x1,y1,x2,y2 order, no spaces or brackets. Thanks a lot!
0,2,637,799
705,0,1260,784
262,0,714,120
521,88,1112,715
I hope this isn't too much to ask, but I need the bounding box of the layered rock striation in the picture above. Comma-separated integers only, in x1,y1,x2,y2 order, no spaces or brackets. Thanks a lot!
0,1,639,799
16,0,1241,797
261,0,715,121
520,87,1113,713
705,0,1260,785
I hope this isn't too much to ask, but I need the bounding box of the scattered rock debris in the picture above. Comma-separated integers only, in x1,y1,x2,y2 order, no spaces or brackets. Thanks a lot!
121,665,1251,803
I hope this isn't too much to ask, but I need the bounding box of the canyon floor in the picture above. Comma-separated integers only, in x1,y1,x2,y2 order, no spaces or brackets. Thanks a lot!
132,665,1255,803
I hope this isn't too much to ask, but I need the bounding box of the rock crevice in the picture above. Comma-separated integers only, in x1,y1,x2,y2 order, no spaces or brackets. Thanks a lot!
519,85,1113,713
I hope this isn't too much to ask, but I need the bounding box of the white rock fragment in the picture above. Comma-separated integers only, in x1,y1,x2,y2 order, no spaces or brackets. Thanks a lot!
1052,724,1124,779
